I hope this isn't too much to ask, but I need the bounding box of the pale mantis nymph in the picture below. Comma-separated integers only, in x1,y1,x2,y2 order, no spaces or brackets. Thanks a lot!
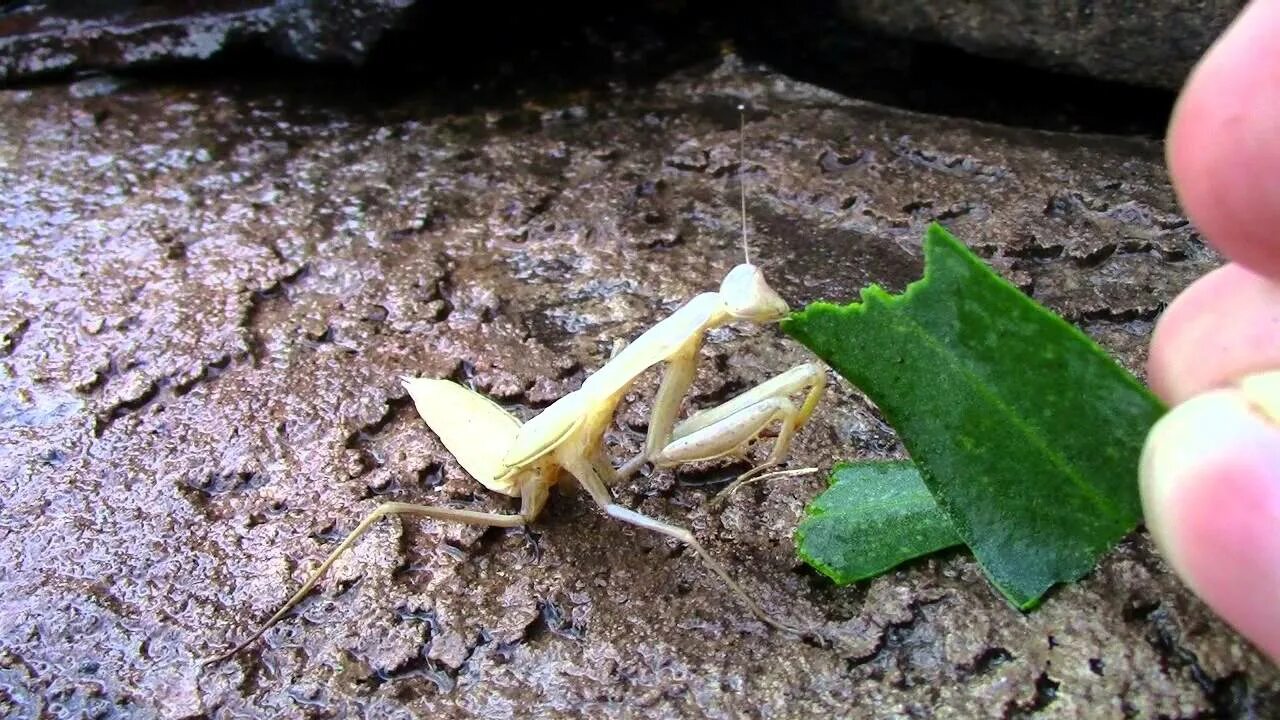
210,110,827,662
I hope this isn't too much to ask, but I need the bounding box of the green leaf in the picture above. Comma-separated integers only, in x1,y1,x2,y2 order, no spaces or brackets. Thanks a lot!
783,224,1166,608
796,461,962,584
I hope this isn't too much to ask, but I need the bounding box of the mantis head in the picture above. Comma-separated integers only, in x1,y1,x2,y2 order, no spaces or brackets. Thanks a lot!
720,263,790,322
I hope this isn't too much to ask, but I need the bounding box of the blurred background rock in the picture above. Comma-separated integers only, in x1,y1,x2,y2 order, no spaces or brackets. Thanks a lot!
0,1,1245,132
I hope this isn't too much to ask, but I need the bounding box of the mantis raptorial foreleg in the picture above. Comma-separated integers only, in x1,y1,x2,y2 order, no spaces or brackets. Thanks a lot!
618,361,827,489
204,481,550,665
628,343,702,468
612,334,702,480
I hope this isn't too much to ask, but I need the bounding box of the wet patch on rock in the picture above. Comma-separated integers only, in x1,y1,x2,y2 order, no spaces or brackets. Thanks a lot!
0,60,1274,717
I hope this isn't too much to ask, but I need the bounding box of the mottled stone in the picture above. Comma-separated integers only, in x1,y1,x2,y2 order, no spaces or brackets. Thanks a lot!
0,59,1274,718
0,0,415,81
839,0,1246,90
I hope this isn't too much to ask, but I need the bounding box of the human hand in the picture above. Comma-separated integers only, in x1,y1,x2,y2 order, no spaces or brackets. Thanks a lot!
1141,0,1280,662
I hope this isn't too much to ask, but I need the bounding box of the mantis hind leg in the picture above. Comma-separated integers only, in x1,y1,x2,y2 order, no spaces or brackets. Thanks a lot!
204,482,549,665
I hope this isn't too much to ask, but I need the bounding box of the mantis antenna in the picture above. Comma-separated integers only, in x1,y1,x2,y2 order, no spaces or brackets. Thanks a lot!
738,104,750,266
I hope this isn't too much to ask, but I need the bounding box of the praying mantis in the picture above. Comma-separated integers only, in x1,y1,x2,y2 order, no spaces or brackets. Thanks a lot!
209,109,828,663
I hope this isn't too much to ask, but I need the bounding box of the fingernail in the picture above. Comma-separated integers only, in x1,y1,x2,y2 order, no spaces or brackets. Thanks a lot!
1141,383,1280,661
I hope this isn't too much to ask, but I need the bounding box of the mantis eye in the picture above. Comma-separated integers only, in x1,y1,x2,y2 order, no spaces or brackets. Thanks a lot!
720,263,790,321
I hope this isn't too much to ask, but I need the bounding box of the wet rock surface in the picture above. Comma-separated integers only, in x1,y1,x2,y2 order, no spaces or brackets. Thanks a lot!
0,59,1275,718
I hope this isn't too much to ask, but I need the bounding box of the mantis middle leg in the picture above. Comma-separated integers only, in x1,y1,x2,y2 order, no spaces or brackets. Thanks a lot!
562,455,809,636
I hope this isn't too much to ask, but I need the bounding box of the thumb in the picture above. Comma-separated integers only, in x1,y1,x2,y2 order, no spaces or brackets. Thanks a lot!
1140,375,1280,662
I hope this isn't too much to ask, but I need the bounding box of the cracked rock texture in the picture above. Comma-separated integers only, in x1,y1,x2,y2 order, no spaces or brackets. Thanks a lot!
1,60,1276,718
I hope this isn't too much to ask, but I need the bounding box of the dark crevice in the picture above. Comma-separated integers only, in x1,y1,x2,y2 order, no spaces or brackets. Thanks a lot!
819,149,866,174
1004,672,1061,718
246,498,289,528
74,363,111,395
368,652,455,695
91,351,248,434
93,377,163,437
241,263,311,360
554,360,583,380
1068,305,1164,324
1109,239,1190,263
173,353,235,397
842,596,948,674
451,630,493,681
434,267,456,324
343,394,414,479
465,524,518,561
1076,243,1119,268
157,233,187,261
331,576,362,600
893,141,1010,181
519,525,543,564
962,646,1015,678
449,360,475,386
673,461,753,490
182,470,265,498
1152,246,1190,263
1129,603,1276,718
363,461,445,501
1003,243,1065,261
1069,239,1193,268
523,598,586,643
310,520,350,545
366,606,454,695
0,317,30,357
416,463,444,490
688,377,751,408
264,238,288,264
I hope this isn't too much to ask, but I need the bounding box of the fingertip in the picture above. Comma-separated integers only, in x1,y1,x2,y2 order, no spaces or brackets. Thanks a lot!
1141,388,1280,662
1167,0,1280,278
1147,263,1280,404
